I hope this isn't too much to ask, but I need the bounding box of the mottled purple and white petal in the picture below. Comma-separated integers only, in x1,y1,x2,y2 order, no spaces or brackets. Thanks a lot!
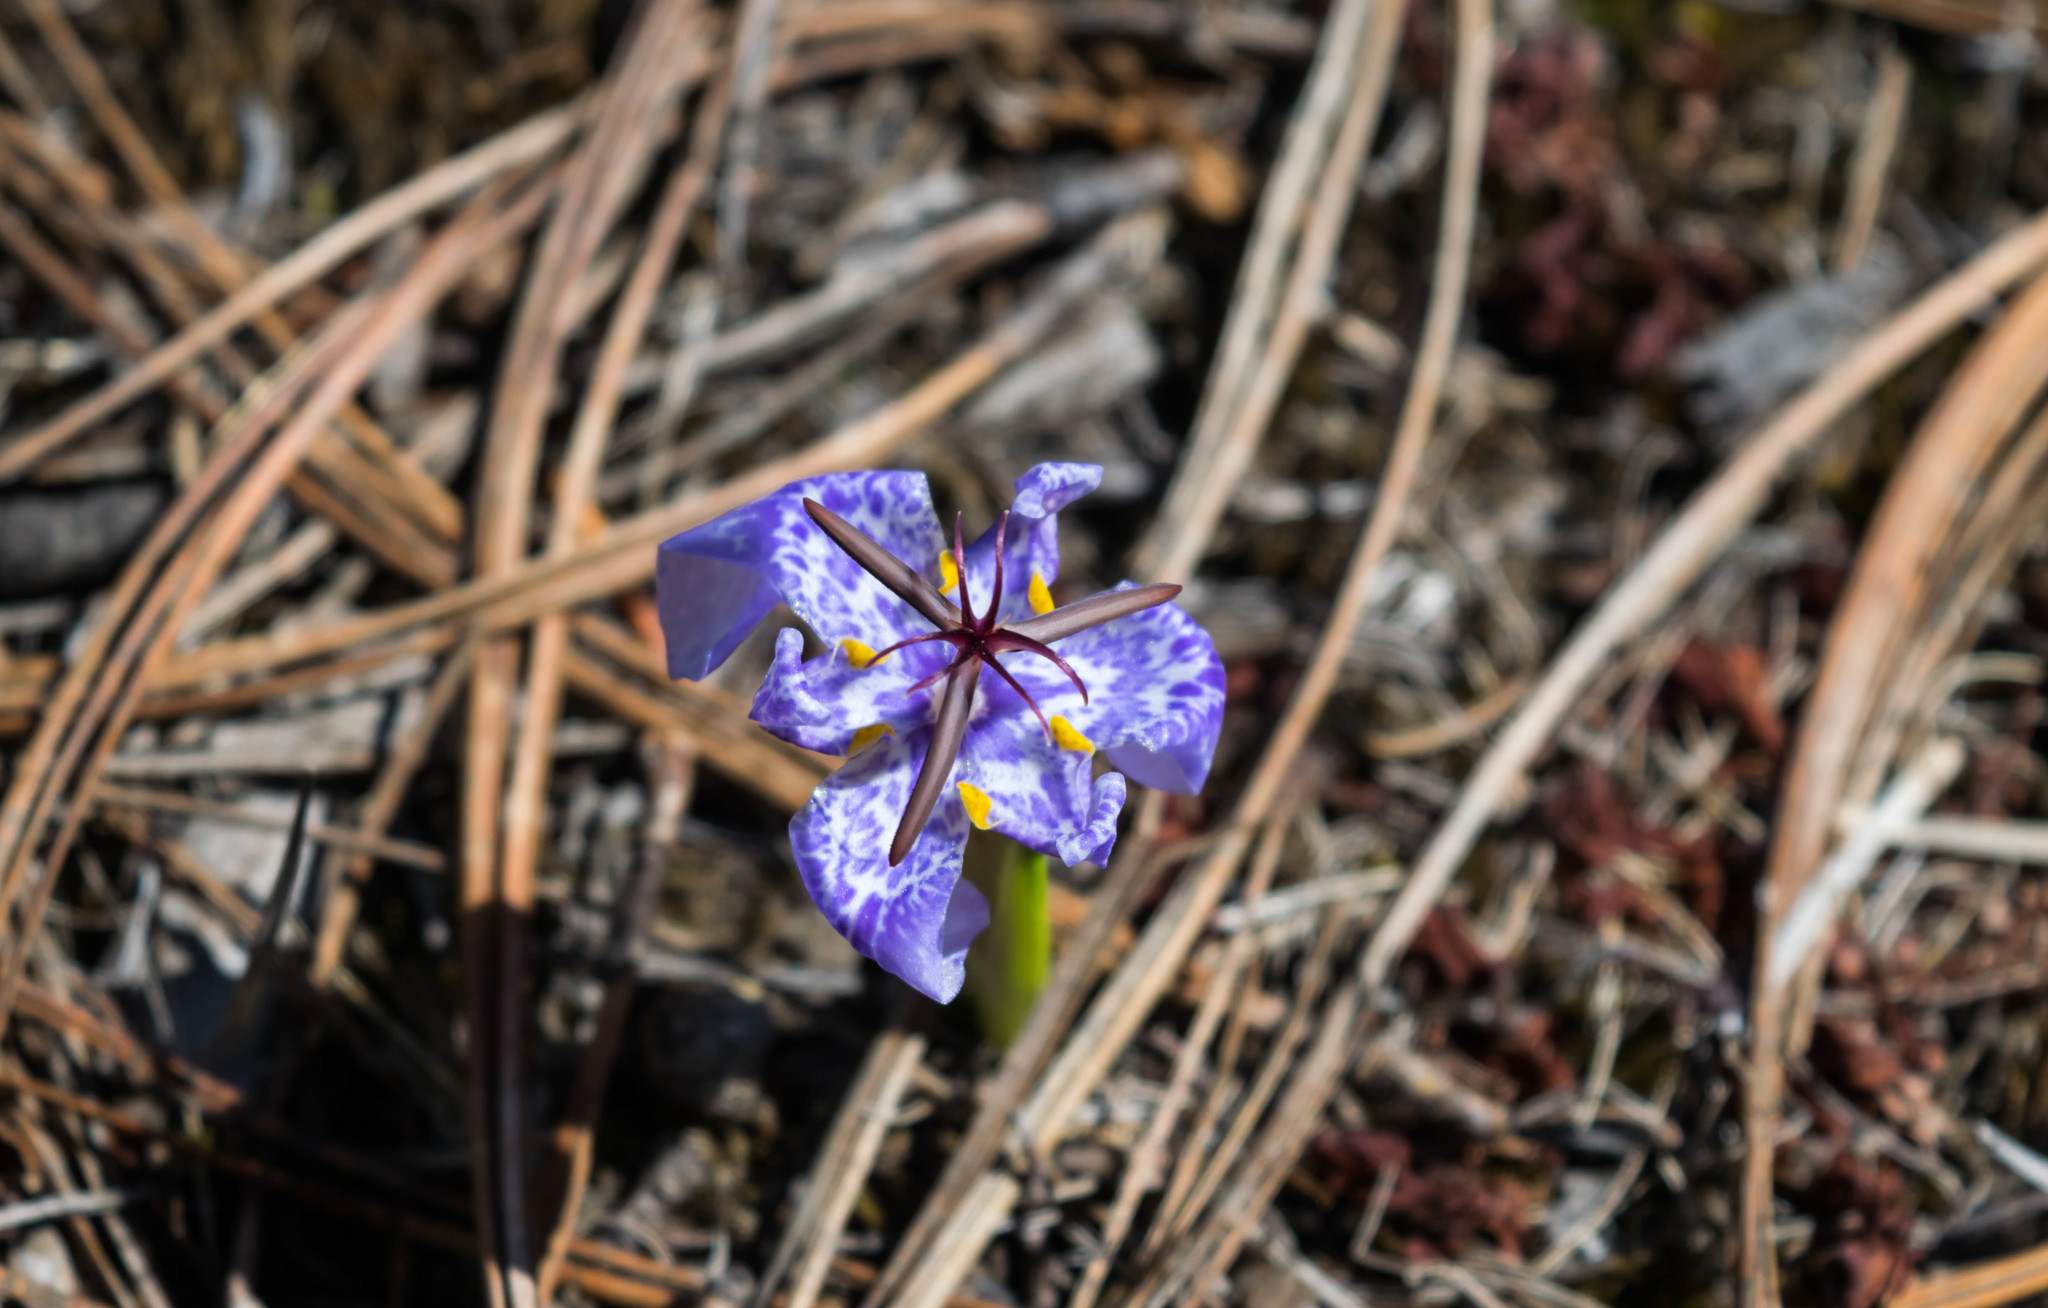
1009,462,1103,520
957,462,1103,623
959,708,1127,867
748,627,948,755
657,471,945,680
999,585,1224,794
789,729,984,1001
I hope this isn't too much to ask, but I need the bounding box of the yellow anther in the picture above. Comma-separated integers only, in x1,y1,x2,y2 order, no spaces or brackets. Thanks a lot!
957,781,993,829
849,723,895,754
1050,715,1094,755
840,638,878,669
938,552,959,594
1028,571,1055,615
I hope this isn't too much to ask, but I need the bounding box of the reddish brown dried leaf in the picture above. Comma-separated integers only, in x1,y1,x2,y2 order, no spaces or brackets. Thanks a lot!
1406,905,1493,993
1671,637,1785,754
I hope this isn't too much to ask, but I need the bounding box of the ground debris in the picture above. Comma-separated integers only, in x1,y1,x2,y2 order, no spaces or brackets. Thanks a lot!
2,2,2048,1307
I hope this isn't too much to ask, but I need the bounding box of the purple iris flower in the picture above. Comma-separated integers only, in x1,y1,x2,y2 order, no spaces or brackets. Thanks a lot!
656,463,1225,1002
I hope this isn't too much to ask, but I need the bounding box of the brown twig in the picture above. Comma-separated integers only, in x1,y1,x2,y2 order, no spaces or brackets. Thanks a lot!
0,142,459,586
1368,204,2048,1067
0,174,546,1064
1100,2,1494,1299
458,9,708,1296
0,102,582,481
1820,0,2048,34
1742,268,2048,1308
91,783,445,872
1895,1243,2048,1308
157,211,1168,694
1130,0,1406,582
505,21,738,1296
0,300,381,1031
311,640,479,984
18,0,465,548
1138,812,1298,1259
534,738,699,1302
1832,42,1912,273
784,1031,928,1308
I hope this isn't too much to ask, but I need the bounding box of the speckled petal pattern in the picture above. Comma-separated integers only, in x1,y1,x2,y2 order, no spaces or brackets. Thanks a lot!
957,462,1102,623
750,627,946,755
789,728,984,1001
996,585,1225,794
959,711,1127,867
657,470,946,680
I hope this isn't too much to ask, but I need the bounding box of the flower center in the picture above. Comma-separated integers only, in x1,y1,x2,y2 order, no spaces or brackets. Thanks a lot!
800,496,1181,865
856,510,1090,739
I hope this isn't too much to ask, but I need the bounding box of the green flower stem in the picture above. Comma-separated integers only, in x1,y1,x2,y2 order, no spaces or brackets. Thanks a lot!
963,832,1051,1048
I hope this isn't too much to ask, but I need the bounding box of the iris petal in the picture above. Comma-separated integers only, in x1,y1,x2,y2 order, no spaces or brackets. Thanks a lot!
1010,462,1106,519
958,712,1128,868
750,627,945,756
657,470,945,680
789,728,982,1001
990,585,1225,795
960,462,1103,625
